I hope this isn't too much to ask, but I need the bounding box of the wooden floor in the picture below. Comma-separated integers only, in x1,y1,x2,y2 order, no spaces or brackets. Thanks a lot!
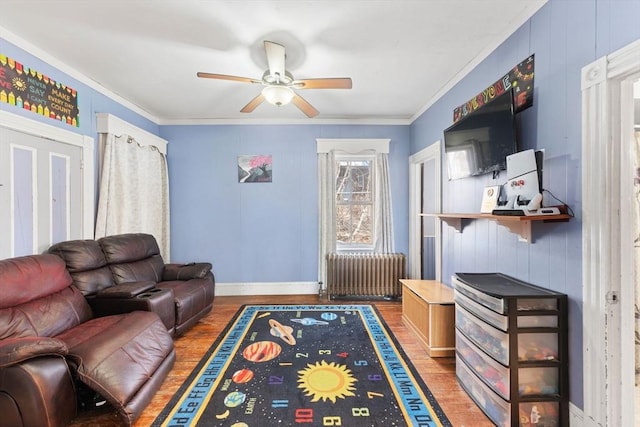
70,295,493,427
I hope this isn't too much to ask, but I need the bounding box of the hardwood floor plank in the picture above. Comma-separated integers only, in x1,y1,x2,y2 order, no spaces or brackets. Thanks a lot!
69,295,492,426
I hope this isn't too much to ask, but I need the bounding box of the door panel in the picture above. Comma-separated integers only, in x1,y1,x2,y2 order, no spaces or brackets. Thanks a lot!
0,126,82,258
421,157,437,280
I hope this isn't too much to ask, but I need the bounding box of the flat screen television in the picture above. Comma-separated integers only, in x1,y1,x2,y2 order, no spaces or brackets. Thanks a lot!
444,89,518,180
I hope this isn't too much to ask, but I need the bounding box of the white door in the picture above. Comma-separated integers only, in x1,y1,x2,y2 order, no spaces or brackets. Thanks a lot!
0,113,92,259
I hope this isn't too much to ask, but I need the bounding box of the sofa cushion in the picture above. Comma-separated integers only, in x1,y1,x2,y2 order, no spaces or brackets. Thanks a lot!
55,311,174,410
0,255,72,309
48,239,107,273
49,240,115,295
108,256,165,284
0,286,93,340
99,233,161,264
99,233,166,284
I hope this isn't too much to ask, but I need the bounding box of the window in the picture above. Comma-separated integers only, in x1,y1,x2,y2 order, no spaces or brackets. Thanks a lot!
335,154,375,250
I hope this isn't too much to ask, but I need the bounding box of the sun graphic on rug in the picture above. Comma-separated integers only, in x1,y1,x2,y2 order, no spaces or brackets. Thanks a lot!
297,360,357,403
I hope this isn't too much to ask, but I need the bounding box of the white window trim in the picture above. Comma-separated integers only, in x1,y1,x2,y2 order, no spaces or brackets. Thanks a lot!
316,138,389,154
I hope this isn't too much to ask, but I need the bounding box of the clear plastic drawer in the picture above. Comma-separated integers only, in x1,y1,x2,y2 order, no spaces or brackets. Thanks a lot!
455,290,508,331
453,276,505,314
519,367,559,396
456,304,510,365
456,355,510,427
518,401,559,427
517,298,557,311
518,333,559,362
456,331,510,399
517,315,558,328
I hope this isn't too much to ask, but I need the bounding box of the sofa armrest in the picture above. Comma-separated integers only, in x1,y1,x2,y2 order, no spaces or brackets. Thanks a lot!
0,336,68,368
94,281,156,298
163,262,212,280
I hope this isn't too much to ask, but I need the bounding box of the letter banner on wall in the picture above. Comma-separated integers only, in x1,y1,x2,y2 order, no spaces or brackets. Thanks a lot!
453,54,534,123
0,54,79,127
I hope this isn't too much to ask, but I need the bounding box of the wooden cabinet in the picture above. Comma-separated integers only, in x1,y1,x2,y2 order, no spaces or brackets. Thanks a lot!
453,273,568,427
400,279,455,357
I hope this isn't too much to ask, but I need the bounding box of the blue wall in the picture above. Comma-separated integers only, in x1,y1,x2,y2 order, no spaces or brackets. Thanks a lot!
160,124,410,282
410,0,640,409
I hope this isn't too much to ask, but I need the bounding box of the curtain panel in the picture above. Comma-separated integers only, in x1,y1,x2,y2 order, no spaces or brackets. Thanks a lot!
95,133,171,260
374,152,395,253
317,150,336,290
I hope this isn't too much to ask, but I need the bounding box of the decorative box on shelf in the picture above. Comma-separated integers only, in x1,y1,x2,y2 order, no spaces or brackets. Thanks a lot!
453,272,568,427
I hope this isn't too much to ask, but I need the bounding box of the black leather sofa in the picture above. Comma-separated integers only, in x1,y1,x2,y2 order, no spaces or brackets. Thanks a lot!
49,233,215,337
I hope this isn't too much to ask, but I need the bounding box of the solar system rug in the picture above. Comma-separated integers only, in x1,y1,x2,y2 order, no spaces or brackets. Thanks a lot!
152,304,451,427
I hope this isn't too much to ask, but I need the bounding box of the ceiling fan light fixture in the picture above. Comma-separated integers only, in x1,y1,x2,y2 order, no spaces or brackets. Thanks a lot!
262,85,294,106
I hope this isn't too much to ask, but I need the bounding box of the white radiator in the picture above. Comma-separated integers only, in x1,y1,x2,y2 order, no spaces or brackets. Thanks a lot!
326,252,406,299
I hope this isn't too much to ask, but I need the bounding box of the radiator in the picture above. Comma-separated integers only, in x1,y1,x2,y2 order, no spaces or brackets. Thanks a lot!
326,252,406,299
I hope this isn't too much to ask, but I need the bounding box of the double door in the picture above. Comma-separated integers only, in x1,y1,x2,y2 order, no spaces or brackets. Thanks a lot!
0,117,88,258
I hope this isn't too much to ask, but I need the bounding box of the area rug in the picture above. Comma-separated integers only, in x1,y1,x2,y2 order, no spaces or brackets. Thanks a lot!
152,304,451,427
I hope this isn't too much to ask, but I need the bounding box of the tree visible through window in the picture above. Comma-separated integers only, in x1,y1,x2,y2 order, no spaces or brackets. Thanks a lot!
335,156,374,248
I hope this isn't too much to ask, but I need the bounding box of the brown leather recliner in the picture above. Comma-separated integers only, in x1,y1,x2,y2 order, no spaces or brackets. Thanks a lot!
0,254,176,427
49,238,177,335
50,233,215,337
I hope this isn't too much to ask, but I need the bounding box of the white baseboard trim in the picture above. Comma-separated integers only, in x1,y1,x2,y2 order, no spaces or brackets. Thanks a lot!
569,402,586,427
215,281,319,296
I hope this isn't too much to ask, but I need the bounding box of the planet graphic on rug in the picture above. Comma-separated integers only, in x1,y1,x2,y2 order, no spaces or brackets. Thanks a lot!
224,391,246,408
321,312,338,321
231,368,254,384
242,341,282,362
290,317,329,326
268,319,296,345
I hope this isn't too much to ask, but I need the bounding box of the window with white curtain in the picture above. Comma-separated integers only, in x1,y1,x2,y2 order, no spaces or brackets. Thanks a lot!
316,138,393,286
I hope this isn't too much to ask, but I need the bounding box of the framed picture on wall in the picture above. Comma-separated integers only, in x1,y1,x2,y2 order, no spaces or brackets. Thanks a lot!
238,154,272,183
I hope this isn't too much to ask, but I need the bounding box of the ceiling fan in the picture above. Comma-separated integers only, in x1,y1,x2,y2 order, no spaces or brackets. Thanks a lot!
197,41,352,118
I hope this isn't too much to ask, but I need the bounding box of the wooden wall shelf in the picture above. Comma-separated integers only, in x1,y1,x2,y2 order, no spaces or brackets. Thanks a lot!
421,213,571,243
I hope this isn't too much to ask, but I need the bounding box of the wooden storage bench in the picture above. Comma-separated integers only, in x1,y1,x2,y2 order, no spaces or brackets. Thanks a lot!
400,279,455,357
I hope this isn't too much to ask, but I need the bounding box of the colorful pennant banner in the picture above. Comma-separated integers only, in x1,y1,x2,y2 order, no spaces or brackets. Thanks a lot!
453,54,534,123
0,54,79,127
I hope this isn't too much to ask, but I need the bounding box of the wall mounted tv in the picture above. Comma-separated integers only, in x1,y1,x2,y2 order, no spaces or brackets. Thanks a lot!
444,89,518,180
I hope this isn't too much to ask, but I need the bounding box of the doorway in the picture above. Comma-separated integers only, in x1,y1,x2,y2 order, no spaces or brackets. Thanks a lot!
0,110,94,258
581,39,640,427
408,141,442,280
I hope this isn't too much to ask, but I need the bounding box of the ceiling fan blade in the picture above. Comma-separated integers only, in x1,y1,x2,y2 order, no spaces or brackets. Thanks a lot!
293,78,353,89
197,72,261,84
264,41,286,80
291,93,319,118
240,93,265,113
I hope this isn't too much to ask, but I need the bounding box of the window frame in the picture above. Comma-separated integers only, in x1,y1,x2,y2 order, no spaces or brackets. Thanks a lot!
334,152,376,252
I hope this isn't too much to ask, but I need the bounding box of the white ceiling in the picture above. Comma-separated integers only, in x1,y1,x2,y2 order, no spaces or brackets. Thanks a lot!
0,0,547,124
